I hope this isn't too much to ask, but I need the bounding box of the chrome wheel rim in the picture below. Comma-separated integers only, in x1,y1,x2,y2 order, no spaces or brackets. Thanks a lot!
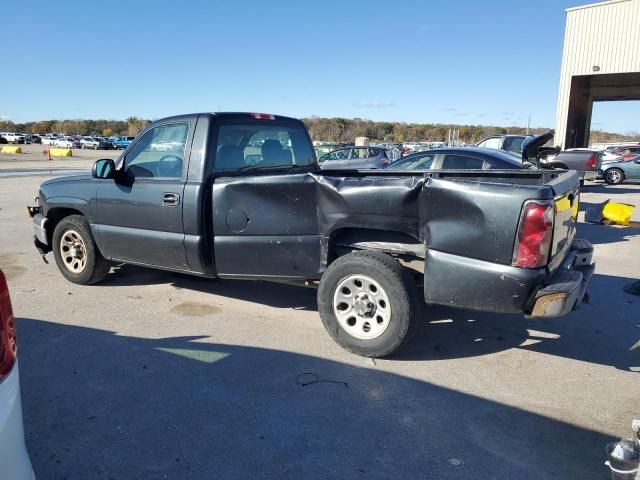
333,274,391,340
607,170,621,183
60,229,88,273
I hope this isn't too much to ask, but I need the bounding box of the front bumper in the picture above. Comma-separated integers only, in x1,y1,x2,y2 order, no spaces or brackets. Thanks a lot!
0,364,36,480
28,210,52,255
528,238,594,318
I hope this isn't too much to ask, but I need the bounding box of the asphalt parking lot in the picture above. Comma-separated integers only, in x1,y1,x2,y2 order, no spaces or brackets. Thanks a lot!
0,151,639,479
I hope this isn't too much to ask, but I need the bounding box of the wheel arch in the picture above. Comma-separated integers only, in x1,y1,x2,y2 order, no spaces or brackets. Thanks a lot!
327,227,424,266
46,207,85,244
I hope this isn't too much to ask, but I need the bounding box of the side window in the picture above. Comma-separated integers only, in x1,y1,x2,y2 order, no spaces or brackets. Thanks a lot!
394,154,435,170
502,136,525,153
350,148,371,159
124,123,188,178
441,155,485,169
478,137,502,149
325,149,350,160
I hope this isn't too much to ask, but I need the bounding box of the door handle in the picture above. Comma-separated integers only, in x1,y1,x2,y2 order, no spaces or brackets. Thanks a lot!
162,192,180,206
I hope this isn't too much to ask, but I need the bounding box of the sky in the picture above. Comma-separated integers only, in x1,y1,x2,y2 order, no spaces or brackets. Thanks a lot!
0,0,637,133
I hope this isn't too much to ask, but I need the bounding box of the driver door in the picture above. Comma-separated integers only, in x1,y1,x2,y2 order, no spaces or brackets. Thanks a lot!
93,121,192,269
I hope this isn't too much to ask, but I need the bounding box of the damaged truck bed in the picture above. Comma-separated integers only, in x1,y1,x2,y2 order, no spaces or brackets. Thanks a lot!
28,113,595,357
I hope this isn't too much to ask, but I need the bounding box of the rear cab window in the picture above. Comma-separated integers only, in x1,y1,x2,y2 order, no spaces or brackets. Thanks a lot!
215,122,315,171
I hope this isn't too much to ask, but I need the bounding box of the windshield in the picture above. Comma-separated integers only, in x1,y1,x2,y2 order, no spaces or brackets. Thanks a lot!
215,123,315,171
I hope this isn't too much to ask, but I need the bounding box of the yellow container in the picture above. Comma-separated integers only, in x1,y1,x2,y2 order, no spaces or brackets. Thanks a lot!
1,146,22,154
602,202,635,225
49,148,73,157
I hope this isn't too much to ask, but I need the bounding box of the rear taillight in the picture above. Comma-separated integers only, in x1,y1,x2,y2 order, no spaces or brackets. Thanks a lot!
512,201,554,268
0,271,17,379
587,154,597,170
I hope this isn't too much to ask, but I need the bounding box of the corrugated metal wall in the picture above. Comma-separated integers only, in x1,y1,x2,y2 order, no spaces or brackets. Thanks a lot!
555,0,640,147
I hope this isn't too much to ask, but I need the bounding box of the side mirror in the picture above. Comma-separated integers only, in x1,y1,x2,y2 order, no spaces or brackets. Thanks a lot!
92,158,115,179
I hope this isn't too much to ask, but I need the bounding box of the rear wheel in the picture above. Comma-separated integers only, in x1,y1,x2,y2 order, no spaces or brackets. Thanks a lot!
318,251,418,358
52,215,111,285
604,168,624,185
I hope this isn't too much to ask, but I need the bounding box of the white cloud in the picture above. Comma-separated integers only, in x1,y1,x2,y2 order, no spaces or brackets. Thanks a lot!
354,101,395,108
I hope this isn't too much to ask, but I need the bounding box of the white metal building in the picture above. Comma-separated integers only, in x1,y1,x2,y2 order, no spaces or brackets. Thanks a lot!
555,0,640,148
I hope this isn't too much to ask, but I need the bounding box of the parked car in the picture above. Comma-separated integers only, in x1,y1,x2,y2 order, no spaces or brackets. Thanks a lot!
385,147,533,171
41,136,59,146
599,156,640,184
80,137,109,150
1,133,25,144
568,148,620,164
54,137,81,149
318,146,393,169
611,145,640,161
111,136,135,149
28,112,593,358
541,147,602,184
476,134,531,154
30,135,42,144
0,270,36,480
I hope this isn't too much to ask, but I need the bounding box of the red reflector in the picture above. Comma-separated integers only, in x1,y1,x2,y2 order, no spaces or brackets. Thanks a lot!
0,271,17,378
512,201,554,268
587,154,596,169
250,113,275,120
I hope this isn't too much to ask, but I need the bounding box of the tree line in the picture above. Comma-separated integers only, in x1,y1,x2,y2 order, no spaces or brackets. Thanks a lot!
0,117,150,137
0,116,637,145
302,117,639,145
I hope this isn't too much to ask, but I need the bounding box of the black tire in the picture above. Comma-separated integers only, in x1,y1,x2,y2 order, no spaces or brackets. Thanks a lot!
317,250,418,358
52,215,111,285
604,168,624,185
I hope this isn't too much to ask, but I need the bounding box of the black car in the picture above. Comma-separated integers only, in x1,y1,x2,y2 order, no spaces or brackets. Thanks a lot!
386,147,529,170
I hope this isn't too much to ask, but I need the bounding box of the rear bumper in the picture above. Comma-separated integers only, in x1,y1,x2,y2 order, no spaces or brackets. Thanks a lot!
423,238,594,317
583,170,598,181
0,364,36,480
528,238,594,318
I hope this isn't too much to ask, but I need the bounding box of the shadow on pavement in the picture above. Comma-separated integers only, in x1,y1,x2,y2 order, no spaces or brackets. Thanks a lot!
398,273,640,371
582,183,640,194
100,266,640,371
575,220,640,246
17,318,614,480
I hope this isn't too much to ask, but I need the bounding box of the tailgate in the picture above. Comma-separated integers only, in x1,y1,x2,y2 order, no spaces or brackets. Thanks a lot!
547,171,580,272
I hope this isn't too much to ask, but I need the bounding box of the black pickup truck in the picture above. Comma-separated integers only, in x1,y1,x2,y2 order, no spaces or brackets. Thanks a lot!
28,113,594,357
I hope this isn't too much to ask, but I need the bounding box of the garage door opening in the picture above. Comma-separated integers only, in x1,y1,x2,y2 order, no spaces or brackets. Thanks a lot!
589,100,640,148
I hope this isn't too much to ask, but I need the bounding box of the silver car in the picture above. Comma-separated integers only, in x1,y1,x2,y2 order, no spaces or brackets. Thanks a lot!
318,146,393,169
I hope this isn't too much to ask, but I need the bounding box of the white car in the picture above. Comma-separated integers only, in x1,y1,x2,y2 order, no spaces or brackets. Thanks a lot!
1,133,25,144
41,137,58,146
54,137,80,149
0,271,35,480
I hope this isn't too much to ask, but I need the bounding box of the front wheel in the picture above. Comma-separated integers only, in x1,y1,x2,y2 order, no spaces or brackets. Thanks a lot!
604,168,624,185
317,251,418,358
52,215,111,284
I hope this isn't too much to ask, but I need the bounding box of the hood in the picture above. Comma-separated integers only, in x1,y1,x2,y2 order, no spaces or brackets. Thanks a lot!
41,173,92,186
521,130,555,162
